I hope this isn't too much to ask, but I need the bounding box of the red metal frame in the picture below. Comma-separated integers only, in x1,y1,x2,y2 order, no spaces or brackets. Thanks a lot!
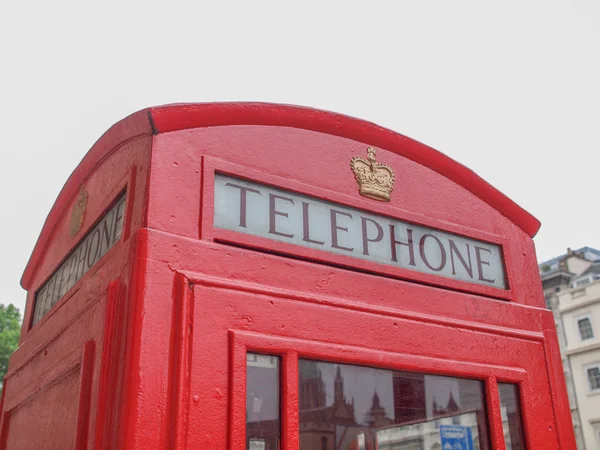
0,339,96,450
75,340,95,450
172,266,559,449
93,281,125,449
200,155,514,301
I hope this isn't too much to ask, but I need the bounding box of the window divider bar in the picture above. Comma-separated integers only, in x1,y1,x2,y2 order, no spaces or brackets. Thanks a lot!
230,336,247,450
486,376,507,450
282,351,299,450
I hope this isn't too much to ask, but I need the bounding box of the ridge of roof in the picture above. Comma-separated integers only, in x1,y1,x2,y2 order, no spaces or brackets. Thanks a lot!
21,102,541,289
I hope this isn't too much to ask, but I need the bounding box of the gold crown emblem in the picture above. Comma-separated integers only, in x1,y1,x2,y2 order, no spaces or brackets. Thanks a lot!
70,188,88,236
350,147,395,202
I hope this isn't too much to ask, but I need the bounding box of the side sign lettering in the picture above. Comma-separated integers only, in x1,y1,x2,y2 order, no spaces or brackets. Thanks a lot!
32,193,127,325
214,175,506,289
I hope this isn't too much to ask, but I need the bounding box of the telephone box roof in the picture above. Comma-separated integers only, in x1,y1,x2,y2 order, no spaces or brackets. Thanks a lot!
21,102,541,289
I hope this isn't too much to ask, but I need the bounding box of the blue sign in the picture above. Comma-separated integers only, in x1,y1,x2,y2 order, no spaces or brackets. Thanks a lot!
440,425,474,450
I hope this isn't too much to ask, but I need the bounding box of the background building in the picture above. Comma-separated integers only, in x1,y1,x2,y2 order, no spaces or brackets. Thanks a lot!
558,266,600,450
539,247,600,449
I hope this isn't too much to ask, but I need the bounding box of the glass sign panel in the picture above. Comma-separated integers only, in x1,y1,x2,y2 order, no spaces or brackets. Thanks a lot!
214,174,507,289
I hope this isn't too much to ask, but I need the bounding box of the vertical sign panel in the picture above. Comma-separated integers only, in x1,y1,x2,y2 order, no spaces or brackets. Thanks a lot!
32,193,127,325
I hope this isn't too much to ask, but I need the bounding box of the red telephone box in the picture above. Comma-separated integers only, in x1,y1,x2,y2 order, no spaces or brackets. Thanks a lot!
0,103,575,449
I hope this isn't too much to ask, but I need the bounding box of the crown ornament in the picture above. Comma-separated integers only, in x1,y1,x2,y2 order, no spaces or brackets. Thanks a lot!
350,147,395,202
69,188,88,236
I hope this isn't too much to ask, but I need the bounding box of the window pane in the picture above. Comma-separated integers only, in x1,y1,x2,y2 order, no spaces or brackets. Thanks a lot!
299,360,490,450
578,317,594,340
247,353,280,450
588,366,600,391
498,383,526,450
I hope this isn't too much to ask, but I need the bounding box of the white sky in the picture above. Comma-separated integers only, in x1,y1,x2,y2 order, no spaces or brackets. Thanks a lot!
1,1,599,315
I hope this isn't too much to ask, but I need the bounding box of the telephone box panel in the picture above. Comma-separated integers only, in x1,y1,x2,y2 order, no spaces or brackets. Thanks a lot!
0,103,575,449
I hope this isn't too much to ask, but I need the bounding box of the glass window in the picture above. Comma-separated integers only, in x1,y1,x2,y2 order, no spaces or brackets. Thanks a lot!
246,353,280,450
578,317,594,341
298,360,490,450
587,365,600,392
498,383,526,450
573,276,591,288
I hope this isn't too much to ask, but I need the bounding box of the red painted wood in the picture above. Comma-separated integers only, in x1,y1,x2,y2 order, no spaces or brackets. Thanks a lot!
3,103,575,449
76,340,95,450
167,272,194,450
93,281,123,450
282,351,299,450
229,332,247,450
118,234,154,450
0,392,9,450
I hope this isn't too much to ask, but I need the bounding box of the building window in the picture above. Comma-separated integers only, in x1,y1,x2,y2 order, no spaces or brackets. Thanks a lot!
587,365,600,392
573,276,592,288
577,316,595,341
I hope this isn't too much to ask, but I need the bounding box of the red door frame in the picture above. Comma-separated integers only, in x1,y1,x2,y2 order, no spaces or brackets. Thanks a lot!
180,266,557,450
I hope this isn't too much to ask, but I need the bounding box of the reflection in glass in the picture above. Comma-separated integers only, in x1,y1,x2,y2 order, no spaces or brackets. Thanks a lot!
498,383,526,450
299,360,490,450
246,353,280,450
